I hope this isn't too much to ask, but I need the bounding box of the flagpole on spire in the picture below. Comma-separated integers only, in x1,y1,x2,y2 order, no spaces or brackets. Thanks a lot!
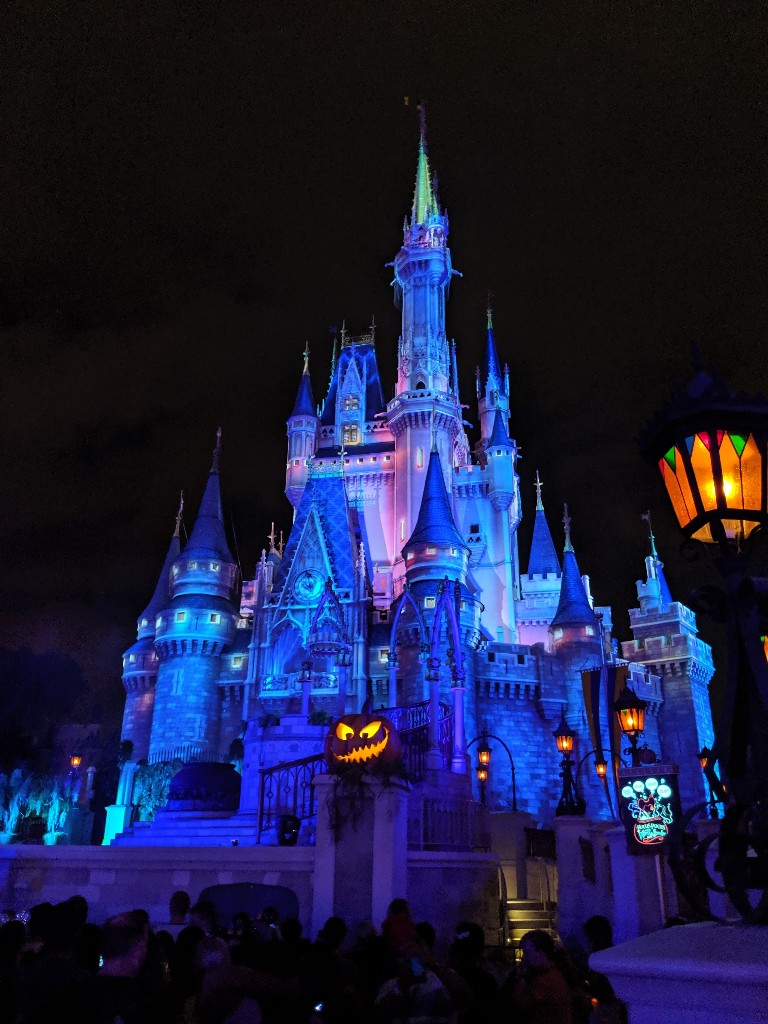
212,427,222,472
174,491,185,538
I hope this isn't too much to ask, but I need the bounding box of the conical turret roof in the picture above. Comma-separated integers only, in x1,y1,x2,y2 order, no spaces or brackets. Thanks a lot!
488,409,511,448
139,531,181,624
412,127,439,225
550,506,597,629
183,430,234,563
527,477,561,577
291,347,316,418
404,449,466,551
483,307,503,389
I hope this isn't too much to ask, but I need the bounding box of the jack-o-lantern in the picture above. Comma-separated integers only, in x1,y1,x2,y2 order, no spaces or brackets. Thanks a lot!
324,710,402,770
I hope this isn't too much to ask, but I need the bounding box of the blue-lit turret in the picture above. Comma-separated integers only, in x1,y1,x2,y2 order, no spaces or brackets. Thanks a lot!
120,497,183,762
149,430,240,763
403,447,468,587
286,345,319,510
477,306,510,442
550,505,600,649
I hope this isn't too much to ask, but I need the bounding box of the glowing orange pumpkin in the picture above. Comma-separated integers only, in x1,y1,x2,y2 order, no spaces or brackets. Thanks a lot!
324,711,402,770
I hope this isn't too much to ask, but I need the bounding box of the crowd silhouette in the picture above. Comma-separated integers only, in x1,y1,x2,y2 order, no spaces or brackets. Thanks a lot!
0,894,627,1023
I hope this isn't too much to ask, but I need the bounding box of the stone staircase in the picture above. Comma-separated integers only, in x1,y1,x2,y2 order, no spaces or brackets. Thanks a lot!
506,897,556,948
110,809,264,847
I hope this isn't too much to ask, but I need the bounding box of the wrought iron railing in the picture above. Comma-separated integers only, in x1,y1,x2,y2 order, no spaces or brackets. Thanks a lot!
256,700,455,842
408,797,491,851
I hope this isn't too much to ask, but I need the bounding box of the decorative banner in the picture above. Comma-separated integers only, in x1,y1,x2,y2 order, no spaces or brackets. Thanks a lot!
618,763,681,855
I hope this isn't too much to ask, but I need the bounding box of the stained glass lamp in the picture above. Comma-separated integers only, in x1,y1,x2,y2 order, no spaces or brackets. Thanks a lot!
640,366,768,546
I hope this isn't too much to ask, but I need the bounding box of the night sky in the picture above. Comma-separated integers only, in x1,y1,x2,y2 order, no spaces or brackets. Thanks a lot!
2,2,766,726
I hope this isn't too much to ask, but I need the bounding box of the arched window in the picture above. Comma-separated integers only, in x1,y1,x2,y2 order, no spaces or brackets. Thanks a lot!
416,447,424,469
415,379,426,390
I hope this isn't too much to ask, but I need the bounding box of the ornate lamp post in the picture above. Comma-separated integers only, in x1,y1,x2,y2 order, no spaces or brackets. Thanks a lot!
613,685,648,767
553,709,586,817
641,364,768,920
467,730,518,812
698,746,720,820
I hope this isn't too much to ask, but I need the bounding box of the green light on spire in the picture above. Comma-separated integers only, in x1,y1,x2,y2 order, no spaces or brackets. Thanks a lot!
412,137,438,225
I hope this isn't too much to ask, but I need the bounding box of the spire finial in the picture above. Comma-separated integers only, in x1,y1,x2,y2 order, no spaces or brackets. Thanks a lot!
563,503,573,552
212,427,222,472
486,289,494,330
340,319,347,347
369,314,376,341
417,98,427,143
174,491,185,537
641,510,658,558
267,522,277,553
535,471,543,511
302,340,310,372
278,530,284,556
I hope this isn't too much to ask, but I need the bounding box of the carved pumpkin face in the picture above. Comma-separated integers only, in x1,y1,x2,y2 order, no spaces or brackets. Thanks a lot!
324,713,402,770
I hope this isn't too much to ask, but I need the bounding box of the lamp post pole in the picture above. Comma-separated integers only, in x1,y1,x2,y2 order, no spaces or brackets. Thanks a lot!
553,709,586,817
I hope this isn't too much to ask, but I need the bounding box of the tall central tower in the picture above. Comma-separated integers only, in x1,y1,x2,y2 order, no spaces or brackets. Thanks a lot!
387,122,468,590
393,129,453,396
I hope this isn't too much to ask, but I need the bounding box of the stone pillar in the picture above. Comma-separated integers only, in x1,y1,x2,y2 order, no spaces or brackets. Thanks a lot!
310,773,410,938
450,681,467,774
103,761,138,845
604,825,672,942
426,659,442,770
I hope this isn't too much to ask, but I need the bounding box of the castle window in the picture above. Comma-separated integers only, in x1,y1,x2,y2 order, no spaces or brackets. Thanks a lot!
293,459,300,466
210,562,220,572
384,455,391,462
342,424,359,445
156,617,163,629
357,457,364,464
426,546,436,555
487,651,496,663
140,618,148,628
371,457,377,463
400,520,405,541
378,649,389,664
232,656,243,667
210,613,220,624
460,600,466,610
415,379,426,389
416,447,424,469
517,654,525,665
176,611,186,622
379,610,389,621
342,395,360,411
188,561,198,570
406,551,414,560
585,625,594,636
172,565,179,574
470,523,479,533
553,627,564,640
450,547,457,556
424,597,436,609
129,654,136,663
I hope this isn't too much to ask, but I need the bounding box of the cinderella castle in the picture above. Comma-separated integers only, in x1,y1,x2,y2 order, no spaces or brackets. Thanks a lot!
116,126,715,835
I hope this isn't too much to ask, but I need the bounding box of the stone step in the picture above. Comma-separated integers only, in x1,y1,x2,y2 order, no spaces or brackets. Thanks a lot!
506,898,556,944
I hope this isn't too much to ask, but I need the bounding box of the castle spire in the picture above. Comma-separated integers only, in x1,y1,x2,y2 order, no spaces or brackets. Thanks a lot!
138,506,183,628
174,491,185,538
526,473,561,578
550,506,597,630
483,299,503,390
404,448,465,552
183,429,233,562
412,104,438,225
291,343,316,418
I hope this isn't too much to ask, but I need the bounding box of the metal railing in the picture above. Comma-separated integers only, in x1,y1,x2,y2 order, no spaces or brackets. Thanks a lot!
408,797,491,852
256,700,455,842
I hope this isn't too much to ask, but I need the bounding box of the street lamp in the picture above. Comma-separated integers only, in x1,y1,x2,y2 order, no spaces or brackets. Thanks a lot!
467,730,518,812
614,684,647,767
553,709,586,817
641,363,768,920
